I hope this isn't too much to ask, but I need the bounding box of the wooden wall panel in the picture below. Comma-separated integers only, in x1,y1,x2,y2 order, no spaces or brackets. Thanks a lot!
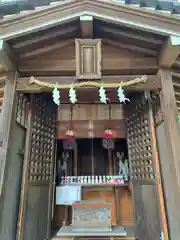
19,41,153,75
57,104,125,139
118,188,134,226
57,104,124,121
56,120,125,139
83,187,117,226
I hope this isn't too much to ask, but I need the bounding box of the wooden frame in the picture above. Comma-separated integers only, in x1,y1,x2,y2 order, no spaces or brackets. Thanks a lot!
75,39,101,80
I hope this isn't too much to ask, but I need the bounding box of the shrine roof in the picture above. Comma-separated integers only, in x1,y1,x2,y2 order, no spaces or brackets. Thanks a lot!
0,0,180,19
0,0,180,40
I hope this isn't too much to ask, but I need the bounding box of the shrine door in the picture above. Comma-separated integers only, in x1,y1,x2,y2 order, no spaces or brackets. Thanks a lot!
18,94,56,240
125,93,161,240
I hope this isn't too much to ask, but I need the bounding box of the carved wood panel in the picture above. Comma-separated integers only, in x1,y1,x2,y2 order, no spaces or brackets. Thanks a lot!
126,94,155,182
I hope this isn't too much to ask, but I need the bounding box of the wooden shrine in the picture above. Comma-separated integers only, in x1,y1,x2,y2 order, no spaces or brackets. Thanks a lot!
0,1,180,240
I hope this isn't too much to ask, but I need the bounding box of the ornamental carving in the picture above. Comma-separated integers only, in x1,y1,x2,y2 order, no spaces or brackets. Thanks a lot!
75,39,101,80
72,206,111,230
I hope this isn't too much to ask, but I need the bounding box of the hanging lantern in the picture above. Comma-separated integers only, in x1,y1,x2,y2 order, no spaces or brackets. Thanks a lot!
65,104,76,143
65,129,75,140
103,128,114,139
102,99,115,149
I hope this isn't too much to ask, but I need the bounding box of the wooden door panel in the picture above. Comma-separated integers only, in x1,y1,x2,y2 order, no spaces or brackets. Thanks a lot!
18,94,56,240
125,93,161,240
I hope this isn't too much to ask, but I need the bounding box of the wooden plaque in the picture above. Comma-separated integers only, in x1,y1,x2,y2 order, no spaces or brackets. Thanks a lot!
75,39,101,80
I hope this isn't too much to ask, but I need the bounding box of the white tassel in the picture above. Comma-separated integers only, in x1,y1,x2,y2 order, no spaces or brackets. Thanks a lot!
117,87,130,103
69,86,77,104
52,87,60,105
99,86,107,104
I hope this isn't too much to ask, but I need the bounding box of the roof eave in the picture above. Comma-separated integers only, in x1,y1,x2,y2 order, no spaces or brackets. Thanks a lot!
0,0,180,40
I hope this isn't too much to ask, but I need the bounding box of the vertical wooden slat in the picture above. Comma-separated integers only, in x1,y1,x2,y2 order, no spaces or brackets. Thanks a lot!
17,104,32,240
0,72,16,196
148,93,169,240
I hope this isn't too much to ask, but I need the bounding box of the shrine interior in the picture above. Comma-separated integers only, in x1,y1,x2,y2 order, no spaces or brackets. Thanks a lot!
56,138,128,180
53,133,134,237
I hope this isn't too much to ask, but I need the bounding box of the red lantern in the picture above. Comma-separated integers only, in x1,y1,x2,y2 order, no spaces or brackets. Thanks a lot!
65,129,75,140
103,128,114,139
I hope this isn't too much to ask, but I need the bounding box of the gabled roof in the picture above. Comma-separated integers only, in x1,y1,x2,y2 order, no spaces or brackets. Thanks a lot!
0,0,180,40
0,0,180,19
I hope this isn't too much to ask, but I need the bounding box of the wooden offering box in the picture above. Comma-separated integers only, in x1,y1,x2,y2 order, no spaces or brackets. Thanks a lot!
72,200,112,232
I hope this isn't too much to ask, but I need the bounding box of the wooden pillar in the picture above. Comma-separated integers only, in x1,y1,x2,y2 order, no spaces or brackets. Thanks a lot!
0,72,17,240
0,72,16,196
158,69,180,239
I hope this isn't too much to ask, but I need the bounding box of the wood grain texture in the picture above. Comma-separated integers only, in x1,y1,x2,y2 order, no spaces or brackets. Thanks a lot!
125,93,161,240
0,72,16,196
56,104,125,139
75,39,101,79
118,188,134,226
1,0,180,39
17,94,56,240
148,94,169,240
83,188,117,226
158,69,180,240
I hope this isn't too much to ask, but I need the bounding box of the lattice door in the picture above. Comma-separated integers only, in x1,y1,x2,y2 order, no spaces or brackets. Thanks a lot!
125,93,161,240
126,94,155,183
18,94,56,240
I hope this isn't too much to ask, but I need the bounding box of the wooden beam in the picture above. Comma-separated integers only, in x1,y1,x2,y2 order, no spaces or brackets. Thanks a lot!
159,36,180,68
80,15,93,38
19,56,157,73
104,39,157,56
158,69,180,240
0,40,14,72
16,75,160,92
20,39,74,58
100,26,163,45
0,72,16,196
13,25,78,49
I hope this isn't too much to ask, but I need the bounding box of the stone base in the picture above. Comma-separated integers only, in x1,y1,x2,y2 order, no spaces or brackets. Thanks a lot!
56,225,127,237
